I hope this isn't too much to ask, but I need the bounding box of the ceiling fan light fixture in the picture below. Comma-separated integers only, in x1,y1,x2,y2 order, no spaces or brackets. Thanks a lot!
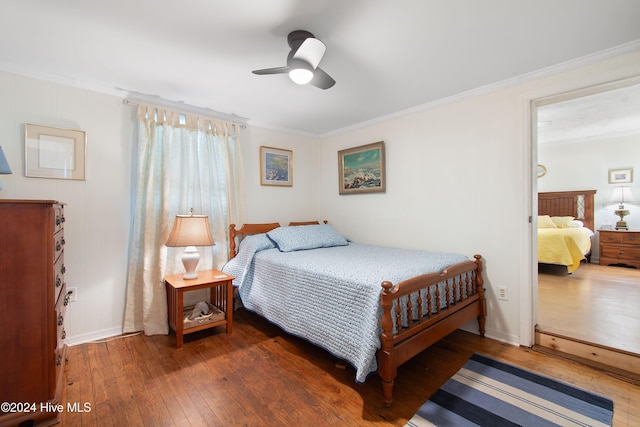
289,68,313,85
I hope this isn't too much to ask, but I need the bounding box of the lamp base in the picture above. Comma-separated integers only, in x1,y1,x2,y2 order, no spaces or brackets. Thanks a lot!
615,208,629,231
181,246,200,280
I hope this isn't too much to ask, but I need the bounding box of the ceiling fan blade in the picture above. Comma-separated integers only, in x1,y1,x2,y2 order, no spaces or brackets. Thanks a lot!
293,37,326,69
309,67,335,90
252,66,290,75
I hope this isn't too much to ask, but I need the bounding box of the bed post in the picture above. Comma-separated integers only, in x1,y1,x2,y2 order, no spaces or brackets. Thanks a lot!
474,254,486,337
379,280,396,407
229,224,237,259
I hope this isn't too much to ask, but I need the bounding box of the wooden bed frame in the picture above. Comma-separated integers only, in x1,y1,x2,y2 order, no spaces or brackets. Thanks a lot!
538,190,597,263
228,221,486,406
538,190,596,231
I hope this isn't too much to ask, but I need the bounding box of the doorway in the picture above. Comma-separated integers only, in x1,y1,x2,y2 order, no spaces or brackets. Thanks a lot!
532,77,640,357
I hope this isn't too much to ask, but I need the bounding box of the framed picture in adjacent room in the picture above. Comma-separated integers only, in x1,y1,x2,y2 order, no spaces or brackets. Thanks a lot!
338,141,385,194
260,146,293,186
25,123,86,180
608,168,633,184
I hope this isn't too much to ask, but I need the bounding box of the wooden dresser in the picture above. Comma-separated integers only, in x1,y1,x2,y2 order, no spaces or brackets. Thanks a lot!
599,229,640,269
0,200,69,426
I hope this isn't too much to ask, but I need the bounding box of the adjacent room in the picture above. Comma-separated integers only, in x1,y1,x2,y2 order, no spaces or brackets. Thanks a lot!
1,1,640,426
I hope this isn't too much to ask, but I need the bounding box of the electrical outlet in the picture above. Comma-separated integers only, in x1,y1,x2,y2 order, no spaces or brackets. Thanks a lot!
497,286,508,301
68,287,77,302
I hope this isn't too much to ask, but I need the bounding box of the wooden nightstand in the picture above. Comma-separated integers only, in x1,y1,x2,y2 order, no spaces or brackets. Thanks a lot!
598,229,640,269
164,269,234,349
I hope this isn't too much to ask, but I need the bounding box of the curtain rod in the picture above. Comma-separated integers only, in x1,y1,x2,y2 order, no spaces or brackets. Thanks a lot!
121,91,248,128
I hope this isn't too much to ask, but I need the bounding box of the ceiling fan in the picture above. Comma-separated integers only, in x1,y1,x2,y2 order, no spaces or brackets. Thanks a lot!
252,30,336,90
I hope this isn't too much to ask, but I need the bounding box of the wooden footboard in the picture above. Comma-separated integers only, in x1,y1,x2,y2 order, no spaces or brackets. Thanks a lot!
379,254,485,406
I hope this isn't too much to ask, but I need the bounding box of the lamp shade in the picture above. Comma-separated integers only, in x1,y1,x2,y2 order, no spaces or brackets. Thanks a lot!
611,186,635,205
0,146,12,174
165,214,214,247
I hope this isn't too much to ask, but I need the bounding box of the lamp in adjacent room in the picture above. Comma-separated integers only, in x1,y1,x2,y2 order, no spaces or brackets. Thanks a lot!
165,209,215,279
611,186,634,230
0,146,12,191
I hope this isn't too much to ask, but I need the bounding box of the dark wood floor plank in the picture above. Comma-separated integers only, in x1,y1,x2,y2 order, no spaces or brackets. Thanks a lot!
60,308,640,426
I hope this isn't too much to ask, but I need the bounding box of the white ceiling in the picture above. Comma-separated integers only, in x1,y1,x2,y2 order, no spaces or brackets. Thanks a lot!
1,0,640,136
537,82,640,144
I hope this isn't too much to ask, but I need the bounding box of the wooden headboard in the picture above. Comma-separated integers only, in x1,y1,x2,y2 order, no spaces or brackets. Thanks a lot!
538,190,597,231
228,220,328,259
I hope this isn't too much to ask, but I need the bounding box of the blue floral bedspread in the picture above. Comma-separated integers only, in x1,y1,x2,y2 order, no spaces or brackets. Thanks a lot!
222,234,468,382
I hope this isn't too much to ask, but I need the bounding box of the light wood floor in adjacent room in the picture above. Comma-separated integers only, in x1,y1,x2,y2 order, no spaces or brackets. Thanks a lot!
538,263,640,355
60,309,640,426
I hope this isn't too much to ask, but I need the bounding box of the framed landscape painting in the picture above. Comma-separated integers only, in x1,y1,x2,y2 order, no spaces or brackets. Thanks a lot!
260,146,293,186
338,141,385,194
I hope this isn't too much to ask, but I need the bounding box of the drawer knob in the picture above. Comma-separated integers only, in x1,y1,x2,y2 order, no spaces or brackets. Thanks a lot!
630,236,636,241
619,251,625,255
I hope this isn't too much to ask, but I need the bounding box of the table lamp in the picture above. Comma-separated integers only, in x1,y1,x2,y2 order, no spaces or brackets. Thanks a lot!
0,146,12,190
611,186,633,230
165,209,215,279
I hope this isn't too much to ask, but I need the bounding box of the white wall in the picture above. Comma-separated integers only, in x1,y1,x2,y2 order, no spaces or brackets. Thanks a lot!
539,134,640,261
0,71,135,344
318,51,640,345
241,126,320,225
1,49,639,347
0,70,322,344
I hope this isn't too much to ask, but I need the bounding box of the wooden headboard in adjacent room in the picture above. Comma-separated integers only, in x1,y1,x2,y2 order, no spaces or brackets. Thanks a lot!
538,190,597,231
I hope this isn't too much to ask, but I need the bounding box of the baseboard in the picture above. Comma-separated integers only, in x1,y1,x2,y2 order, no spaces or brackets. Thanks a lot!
535,330,640,384
65,326,124,346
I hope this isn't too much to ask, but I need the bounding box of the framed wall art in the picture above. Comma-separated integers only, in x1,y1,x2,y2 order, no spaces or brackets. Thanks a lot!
338,141,385,195
25,123,86,180
260,146,293,186
608,168,633,184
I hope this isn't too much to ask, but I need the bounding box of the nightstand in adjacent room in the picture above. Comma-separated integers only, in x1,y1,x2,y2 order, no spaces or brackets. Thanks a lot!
164,269,234,349
598,229,640,269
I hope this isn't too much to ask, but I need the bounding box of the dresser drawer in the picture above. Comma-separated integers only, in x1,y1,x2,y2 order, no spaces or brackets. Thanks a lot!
54,253,66,304
600,246,640,261
54,205,65,234
599,231,622,243
54,230,65,262
621,233,640,244
55,284,68,354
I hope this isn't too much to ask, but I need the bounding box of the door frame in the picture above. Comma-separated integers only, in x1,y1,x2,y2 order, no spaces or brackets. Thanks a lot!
521,74,640,347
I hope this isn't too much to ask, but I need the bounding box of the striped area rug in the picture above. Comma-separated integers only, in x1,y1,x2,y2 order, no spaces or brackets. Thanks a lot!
406,353,613,427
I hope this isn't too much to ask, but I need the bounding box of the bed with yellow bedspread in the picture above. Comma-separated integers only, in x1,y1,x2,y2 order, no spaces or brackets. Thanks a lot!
538,215,594,273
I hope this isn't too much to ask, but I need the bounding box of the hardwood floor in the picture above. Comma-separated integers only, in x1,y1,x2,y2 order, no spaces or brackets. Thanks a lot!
538,263,640,355
59,309,640,426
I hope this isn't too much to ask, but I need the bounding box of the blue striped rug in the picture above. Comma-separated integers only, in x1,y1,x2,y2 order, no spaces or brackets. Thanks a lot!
406,353,613,426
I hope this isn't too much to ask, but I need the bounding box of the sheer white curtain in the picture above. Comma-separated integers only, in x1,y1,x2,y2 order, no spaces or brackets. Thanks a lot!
123,104,246,335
